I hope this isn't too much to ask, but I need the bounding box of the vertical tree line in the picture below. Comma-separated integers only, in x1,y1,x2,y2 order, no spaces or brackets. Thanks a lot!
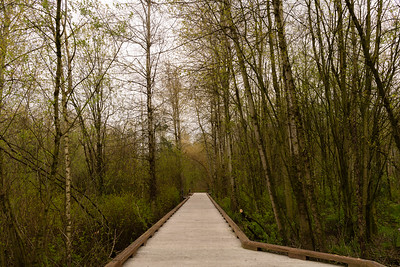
173,0,400,263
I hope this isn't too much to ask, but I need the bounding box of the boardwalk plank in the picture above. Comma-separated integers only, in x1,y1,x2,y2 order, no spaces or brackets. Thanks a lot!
123,193,336,267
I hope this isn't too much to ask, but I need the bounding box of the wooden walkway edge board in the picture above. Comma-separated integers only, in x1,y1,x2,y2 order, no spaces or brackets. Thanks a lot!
105,196,191,267
206,194,385,267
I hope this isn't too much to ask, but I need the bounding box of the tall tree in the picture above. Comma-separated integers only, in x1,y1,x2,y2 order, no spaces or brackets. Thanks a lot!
144,0,157,200
164,63,185,199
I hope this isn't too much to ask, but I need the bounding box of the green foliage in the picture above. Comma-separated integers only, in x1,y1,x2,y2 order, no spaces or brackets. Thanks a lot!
156,186,180,216
101,194,153,237
216,195,282,246
219,197,231,211
68,188,181,265
329,239,360,258
100,194,153,250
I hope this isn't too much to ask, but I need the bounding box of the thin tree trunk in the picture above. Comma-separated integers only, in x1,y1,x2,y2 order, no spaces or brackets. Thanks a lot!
145,0,156,200
168,65,184,199
223,75,237,210
63,28,73,266
210,91,220,196
266,0,293,235
174,92,184,200
95,90,104,195
52,0,63,180
272,0,325,250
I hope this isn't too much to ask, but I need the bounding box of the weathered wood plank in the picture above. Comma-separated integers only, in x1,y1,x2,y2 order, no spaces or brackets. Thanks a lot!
123,193,332,266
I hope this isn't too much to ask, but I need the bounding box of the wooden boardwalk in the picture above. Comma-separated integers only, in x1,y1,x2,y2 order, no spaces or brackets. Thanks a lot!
123,193,335,267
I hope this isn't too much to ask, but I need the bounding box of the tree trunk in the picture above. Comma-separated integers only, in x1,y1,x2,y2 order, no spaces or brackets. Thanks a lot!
272,0,324,250
63,28,73,266
223,69,237,210
145,0,157,200
224,0,284,238
167,64,184,199
52,0,63,180
95,91,104,195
